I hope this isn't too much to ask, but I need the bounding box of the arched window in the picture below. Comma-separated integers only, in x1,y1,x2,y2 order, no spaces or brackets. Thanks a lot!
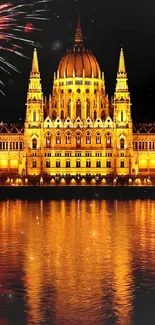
32,160,37,168
46,133,51,147
76,133,81,145
101,110,105,120
66,160,70,168
120,160,124,168
76,100,81,118
94,110,97,120
61,110,64,120
67,100,71,116
145,142,148,150
86,100,90,117
142,141,144,150
32,138,37,149
121,111,123,122
46,160,50,168
86,132,91,144
76,160,81,168
120,138,125,149
52,110,57,120
33,110,36,122
96,161,101,168
106,160,111,168
96,132,101,144
56,132,61,144
86,160,91,167
106,133,111,148
66,132,71,144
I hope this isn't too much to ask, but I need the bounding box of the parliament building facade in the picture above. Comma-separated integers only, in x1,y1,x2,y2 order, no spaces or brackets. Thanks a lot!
0,19,155,185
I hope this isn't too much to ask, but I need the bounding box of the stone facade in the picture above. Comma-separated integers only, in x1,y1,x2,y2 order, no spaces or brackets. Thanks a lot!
0,19,154,184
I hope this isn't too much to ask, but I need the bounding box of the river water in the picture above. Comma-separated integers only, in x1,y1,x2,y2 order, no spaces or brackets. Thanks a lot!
0,199,155,325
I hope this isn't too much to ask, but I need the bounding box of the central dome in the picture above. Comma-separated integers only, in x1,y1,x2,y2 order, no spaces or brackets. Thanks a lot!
57,17,101,79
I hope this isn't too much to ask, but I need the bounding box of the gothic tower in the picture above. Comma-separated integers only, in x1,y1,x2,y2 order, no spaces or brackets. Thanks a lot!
24,48,44,176
113,48,131,124
113,48,134,176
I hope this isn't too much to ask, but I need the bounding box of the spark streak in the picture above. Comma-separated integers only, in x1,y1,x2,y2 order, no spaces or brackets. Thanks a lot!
0,0,50,94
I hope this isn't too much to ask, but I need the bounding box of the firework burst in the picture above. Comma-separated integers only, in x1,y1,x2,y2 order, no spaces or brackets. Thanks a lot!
0,0,50,95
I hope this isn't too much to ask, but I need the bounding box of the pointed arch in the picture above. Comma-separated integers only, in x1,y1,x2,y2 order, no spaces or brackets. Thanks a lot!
66,132,71,144
94,110,97,120
56,132,61,144
101,110,105,120
106,132,112,148
67,100,71,116
76,100,81,118
46,132,52,148
61,110,64,120
32,138,37,149
52,110,57,120
86,132,91,144
120,138,125,149
76,132,81,146
96,132,101,144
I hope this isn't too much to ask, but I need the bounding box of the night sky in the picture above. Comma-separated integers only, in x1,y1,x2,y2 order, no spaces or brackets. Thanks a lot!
1,0,155,122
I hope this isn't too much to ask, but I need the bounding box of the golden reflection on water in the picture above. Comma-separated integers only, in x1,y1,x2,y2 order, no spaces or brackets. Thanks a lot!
1,200,155,324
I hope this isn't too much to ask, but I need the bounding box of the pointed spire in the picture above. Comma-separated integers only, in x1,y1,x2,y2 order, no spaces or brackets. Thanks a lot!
27,47,42,102
118,48,126,73
74,14,83,44
31,48,39,76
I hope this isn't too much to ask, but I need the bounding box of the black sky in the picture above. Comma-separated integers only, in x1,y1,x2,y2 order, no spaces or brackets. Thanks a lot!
1,0,155,122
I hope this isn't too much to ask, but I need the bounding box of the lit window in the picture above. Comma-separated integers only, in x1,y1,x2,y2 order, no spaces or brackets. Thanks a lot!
66,132,71,144
76,133,81,145
96,133,101,144
106,133,111,148
46,133,51,147
86,132,91,144
56,133,61,144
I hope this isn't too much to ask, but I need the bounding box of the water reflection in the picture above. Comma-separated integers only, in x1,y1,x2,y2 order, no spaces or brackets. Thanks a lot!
0,200,155,324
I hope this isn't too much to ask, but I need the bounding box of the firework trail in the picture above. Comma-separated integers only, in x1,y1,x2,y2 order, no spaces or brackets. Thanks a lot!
0,0,50,95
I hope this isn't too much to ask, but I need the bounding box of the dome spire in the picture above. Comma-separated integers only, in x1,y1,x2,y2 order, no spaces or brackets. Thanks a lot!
74,14,83,44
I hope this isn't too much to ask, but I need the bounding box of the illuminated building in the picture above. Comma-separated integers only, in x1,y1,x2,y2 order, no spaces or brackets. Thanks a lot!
0,17,155,184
